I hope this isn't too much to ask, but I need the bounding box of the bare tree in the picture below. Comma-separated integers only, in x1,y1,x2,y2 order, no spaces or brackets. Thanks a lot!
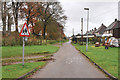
37,2,67,39
20,2,39,33
20,2,67,39
7,13,13,36
6,2,14,36
1,2,7,36
12,1,23,32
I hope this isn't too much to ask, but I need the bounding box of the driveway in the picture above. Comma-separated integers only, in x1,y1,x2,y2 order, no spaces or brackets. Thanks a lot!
31,41,106,78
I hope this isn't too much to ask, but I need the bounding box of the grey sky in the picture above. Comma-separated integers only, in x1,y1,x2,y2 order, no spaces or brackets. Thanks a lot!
0,0,119,37
60,0,119,37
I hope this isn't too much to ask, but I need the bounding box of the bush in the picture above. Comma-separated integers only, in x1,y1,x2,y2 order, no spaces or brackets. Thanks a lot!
48,40,56,44
2,36,23,46
2,32,41,46
2,31,68,46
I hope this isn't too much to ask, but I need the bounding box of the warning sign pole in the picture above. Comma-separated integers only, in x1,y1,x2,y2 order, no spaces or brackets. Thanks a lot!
22,37,25,66
19,22,30,66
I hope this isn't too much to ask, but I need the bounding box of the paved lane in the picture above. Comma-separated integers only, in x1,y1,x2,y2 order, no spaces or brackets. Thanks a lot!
31,41,106,78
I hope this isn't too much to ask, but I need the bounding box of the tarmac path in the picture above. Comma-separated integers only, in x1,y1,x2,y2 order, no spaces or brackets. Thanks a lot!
31,41,106,78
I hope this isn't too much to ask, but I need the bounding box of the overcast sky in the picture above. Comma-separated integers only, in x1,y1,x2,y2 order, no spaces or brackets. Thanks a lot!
60,0,119,37
0,0,119,36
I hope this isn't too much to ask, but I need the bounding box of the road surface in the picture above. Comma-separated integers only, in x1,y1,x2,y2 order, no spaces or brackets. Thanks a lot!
31,41,106,78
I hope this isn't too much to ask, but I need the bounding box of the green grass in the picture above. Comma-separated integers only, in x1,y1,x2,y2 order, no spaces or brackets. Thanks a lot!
2,61,46,78
2,45,59,58
73,43,118,78
2,56,51,64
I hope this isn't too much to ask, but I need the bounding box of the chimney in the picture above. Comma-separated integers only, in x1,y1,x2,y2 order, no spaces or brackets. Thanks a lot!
94,27,97,31
115,19,117,22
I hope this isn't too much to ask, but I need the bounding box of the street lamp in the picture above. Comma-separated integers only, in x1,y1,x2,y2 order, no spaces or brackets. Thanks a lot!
84,8,89,52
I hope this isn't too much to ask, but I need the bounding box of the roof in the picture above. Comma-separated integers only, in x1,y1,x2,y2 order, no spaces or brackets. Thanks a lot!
85,28,97,35
76,35,94,38
91,28,97,34
88,30,93,35
106,19,120,30
95,24,107,34
113,20,120,29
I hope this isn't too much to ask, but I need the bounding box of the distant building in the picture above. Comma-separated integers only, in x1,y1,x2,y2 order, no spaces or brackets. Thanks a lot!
88,28,97,35
85,27,97,35
95,24,107,37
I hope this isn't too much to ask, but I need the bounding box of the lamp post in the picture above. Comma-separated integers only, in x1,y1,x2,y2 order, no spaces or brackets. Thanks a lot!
84,8,89,52
81,18,83,45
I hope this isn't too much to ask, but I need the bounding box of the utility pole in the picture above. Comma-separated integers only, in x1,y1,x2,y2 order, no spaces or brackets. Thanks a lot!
59,27,62,45
81,18,83,45
84,8,89,52
72,28,75,43
73,28,74,36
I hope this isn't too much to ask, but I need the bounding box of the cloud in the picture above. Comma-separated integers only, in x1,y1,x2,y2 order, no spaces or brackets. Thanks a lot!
60,1,118,37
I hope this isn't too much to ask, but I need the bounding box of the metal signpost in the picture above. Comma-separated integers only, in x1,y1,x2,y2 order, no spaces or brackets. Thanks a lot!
23,37,25,66
19,22,30,66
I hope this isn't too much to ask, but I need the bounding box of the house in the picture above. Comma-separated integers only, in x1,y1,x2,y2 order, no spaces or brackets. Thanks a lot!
89,28,97,35
104,19,120,38
85,27,97,35
73,33,95,44
113,20,120,38
95,24,107,37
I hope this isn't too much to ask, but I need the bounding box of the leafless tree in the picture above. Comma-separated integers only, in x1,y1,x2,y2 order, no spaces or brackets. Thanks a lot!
1,2,7,36
12,1,23,32
20,1,67,39
37,2,67,39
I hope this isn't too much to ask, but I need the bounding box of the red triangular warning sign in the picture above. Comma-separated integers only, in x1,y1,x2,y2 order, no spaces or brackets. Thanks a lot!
19,22,30,37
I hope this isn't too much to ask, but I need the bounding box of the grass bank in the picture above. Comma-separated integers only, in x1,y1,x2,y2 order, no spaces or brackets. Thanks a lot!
73,43,118,78
2,61,46,78
2,45,59,58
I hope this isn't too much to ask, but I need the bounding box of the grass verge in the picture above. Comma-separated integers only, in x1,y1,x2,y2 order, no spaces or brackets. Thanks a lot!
72,43,118,78
2,45,59,58
2,61,46,78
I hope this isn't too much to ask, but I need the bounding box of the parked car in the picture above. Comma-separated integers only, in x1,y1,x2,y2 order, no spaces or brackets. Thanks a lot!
95,42,100,47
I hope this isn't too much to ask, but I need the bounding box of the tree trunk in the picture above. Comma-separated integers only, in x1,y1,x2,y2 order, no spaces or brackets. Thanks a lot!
15,7,18,32
43,23,46,39
8,13,11,36
2,2,7,36
15,16,18,32
46,37,47,45
12,2,19,32
2,18,6,36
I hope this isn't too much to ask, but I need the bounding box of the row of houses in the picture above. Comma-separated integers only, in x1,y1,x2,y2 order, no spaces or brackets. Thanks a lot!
71,19,120,44
87,19,120,38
